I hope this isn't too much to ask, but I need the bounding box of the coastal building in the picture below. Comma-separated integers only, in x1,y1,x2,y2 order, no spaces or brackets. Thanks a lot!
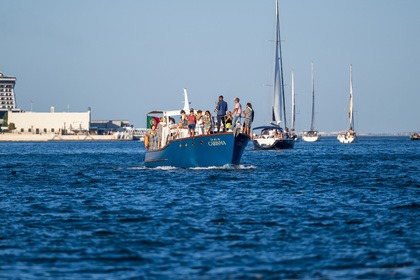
0,72,18,120
8,107,91,134
90,120,130,135
1,71,131,137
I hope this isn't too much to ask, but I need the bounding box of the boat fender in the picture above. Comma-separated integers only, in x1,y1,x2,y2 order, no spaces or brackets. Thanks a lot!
144,135,149,148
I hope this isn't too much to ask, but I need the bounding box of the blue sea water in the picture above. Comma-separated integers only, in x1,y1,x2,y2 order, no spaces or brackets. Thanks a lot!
0,136,419,279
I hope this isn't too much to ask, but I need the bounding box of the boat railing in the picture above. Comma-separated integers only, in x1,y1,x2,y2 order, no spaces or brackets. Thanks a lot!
147,124,239,151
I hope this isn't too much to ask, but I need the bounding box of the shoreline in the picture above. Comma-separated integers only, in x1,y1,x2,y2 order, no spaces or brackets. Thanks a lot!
0,132,412,142
0,133,131,142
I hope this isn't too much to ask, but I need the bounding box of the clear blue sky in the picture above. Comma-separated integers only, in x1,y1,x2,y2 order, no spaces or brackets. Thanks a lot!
1,0,419,133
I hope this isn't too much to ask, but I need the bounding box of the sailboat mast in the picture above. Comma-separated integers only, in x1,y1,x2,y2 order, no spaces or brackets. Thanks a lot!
291,70,295,131
278,1,287,128
310,63,315,131
349,64,354,131
272,0,280,123
272,0,286,127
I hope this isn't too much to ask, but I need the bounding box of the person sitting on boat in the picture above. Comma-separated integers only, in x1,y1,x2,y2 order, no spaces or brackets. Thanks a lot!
175,110,188,138
196,110,204,135
232,97,242,130
225,111,233,130
215,95,228,132
187,109,197,137
243,102,254,136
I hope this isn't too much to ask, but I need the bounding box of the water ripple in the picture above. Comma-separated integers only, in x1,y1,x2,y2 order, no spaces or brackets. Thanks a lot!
0,137,419,279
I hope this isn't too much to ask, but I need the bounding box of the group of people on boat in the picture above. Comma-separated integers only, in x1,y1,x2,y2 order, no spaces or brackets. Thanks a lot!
259,127,292,139
176,109,215,137
144,95,254,150
215,95,254,136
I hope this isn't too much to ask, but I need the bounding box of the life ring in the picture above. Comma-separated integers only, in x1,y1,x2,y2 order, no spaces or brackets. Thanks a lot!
144,135,149,148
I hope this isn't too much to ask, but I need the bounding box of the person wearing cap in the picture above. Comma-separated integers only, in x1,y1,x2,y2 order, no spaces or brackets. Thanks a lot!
215,95,228,132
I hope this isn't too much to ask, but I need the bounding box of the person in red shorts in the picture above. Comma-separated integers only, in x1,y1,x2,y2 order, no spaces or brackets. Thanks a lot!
187,109,197,137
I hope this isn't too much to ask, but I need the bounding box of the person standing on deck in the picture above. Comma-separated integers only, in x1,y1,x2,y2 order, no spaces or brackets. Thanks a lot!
160,115,169,148
243,102,254,137
232,97,242,129
196,110,204,135
203,110,213,134
215,95,228,132
187,109,197,137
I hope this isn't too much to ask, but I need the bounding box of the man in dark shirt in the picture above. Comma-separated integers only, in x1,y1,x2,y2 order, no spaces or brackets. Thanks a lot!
215,95,228,132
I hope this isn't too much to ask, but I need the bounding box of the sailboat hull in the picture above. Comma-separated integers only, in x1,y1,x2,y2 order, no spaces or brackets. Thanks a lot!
252,138,295,150
302,135,321,142
302,130,321,142
337,134,356,144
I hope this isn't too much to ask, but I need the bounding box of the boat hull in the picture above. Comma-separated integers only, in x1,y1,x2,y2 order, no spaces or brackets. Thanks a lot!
337,134,356,144
145,132,250,168
410,134,420,140
252,138,295,150
302,135,320,142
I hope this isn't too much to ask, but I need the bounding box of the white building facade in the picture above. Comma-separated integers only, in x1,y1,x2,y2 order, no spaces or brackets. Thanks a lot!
8,110,90,134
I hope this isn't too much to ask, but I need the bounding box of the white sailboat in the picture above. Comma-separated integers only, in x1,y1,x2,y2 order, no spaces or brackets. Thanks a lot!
252,0,295,150
337,64,357,144
290,70,298,141
302,63,321,142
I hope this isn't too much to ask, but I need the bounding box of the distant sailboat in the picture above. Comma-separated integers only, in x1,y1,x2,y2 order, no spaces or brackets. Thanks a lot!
290,70,298,141
338,64,357,144
410,132,420,140
252,0,295,150
302,63,321,142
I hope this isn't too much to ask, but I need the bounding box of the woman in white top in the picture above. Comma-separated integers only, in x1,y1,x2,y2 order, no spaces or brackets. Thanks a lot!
196,110,204,135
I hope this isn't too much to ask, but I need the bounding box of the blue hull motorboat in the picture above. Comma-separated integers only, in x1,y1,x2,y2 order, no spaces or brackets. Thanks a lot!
145,132,249,168
144,89,250,168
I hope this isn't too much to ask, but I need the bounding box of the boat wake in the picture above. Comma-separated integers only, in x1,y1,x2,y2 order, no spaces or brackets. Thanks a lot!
190,164,256,170
130,165,256,171
129,166,177,171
